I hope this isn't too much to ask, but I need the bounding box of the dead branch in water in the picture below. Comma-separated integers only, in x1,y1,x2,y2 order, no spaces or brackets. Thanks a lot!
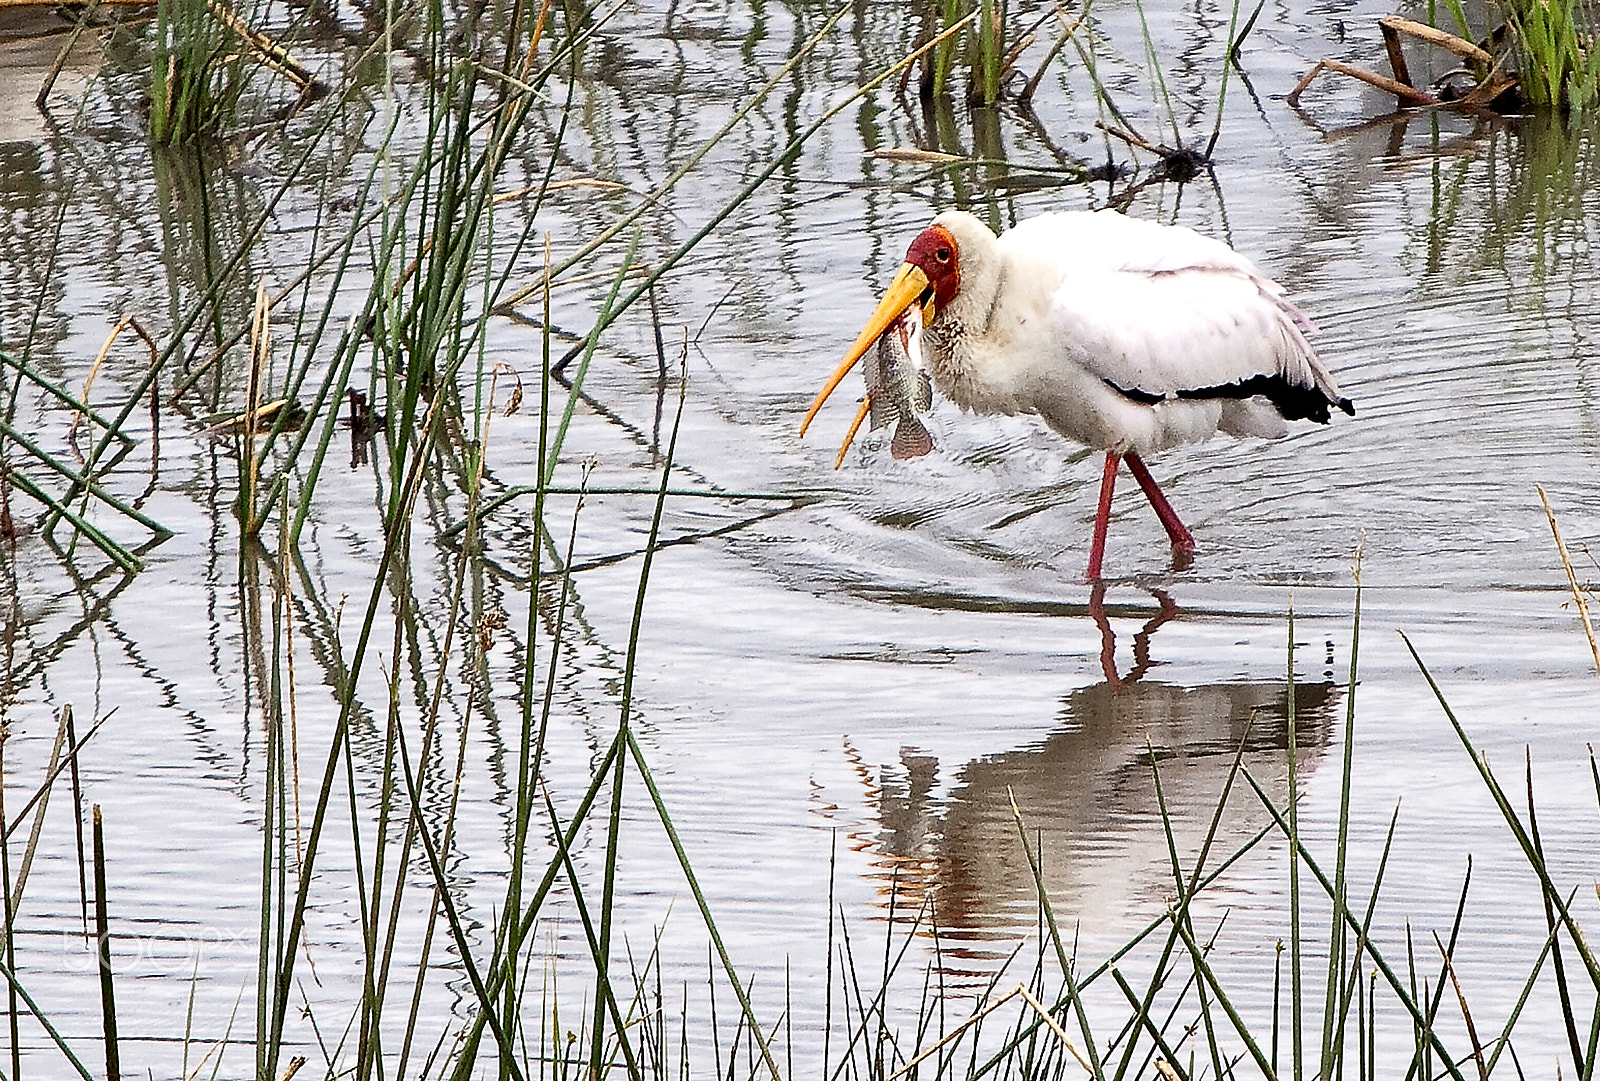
1287,13,1520,115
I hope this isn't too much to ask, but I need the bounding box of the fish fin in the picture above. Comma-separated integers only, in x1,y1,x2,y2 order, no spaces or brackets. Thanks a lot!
890,418,933,460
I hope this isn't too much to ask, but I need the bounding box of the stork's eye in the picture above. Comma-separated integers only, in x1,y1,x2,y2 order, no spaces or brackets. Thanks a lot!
935,247,952,263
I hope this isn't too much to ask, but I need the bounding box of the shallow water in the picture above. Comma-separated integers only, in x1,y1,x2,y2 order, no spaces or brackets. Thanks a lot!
3,0,1600,1073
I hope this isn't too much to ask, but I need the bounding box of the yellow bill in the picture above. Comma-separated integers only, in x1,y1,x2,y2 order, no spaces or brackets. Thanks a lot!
799,262,932,439
833,397,873,470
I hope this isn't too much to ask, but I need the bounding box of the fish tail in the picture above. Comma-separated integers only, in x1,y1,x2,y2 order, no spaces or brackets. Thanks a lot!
890,418,933,460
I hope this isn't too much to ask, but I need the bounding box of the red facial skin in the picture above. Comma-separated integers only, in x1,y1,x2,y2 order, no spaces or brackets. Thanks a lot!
904,224,960,314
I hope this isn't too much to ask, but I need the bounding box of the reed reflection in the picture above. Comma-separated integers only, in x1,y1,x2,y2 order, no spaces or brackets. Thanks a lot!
865,586,1338,974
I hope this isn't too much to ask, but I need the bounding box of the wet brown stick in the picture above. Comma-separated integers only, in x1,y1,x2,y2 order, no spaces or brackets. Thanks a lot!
1455,64,1517,110
0,464,13,542
35,0,102,111
1287,58,1439,108
1378,18,1414,107
0,726,16,1079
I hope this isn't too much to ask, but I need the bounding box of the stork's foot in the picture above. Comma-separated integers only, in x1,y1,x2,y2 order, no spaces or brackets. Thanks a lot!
1169,539,1195,573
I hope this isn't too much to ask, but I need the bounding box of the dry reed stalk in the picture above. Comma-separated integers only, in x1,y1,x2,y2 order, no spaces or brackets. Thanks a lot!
70,317,158,442
1380,15,1494,64
870,148,964,163
493,178,631,203
883,981,1093,1081
1292,15,1518,111
8,706,73,907
243,281,269,535
1537,485,1600,679
203,0,319,90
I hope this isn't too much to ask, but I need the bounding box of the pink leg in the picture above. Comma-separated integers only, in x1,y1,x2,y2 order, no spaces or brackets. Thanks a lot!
1086,453,1119,581
1124,452,1196,557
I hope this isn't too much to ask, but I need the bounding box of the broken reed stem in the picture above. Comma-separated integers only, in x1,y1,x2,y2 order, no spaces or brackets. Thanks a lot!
36,0,104,110
1537,485,1600,680
93,804,120,1081
1433,931,1488,1081
66,706,89,936
10,708,73,908
1288,58,1439,107
70,317,160,443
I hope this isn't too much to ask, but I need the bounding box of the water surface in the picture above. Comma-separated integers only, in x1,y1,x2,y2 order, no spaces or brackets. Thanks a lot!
3,0,1600,1072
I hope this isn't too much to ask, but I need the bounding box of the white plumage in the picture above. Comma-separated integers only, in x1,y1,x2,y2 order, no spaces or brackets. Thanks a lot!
801,209,1354,578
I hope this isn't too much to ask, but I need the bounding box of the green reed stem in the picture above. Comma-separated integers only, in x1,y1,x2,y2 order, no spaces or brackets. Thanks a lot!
1321,566,1362,1079
1205,0,1245,159
0,421,168,535
544,229,640,487
92,805,119,1081
1401,633,1600,988
1286,604,1303,1081
1009,795,1103,1079
1239,765,1469,1081
0,352,133,447
0,958,95,1079
2,469,142,573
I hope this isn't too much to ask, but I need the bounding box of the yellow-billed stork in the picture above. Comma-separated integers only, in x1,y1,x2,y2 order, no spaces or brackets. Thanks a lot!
800,209,1354,579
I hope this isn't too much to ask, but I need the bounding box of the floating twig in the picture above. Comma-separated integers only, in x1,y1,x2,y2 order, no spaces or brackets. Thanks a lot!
870,147,964,164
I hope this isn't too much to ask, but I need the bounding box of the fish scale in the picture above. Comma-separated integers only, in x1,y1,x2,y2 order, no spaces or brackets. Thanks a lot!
864,305,933,460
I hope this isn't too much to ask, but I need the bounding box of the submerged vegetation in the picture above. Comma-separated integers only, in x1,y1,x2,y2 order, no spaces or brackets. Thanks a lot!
2,0,1600,1073
1499,0,1600,111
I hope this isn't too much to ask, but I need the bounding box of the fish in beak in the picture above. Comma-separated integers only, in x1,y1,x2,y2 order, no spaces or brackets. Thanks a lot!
799,262,933,439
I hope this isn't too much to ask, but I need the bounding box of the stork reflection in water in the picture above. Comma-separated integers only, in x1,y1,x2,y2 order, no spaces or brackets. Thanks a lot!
843,590,1338,966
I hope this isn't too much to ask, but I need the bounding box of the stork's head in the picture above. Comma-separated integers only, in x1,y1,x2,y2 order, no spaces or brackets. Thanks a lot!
902,222,962,317
799,220,964,438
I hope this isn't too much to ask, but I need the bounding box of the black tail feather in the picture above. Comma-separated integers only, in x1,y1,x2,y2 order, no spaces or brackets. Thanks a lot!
1177,374,1353,424
1106,374,1355,423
